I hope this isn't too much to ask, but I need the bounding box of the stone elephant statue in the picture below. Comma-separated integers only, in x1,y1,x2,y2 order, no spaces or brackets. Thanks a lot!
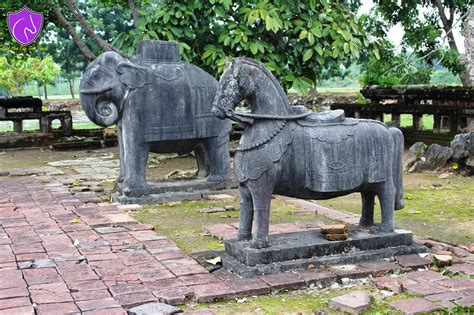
80,40,231,195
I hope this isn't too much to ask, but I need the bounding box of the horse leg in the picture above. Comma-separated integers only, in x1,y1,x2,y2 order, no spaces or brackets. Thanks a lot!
376,180,396,232
248,172,276,249
359,192,375,227
237,186,253,241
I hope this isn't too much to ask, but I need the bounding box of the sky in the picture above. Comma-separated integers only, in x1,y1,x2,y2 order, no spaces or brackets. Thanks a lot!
357,0,465,53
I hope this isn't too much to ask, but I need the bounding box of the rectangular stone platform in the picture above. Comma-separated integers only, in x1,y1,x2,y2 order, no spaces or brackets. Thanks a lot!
221,227,426,277
112,178,237,204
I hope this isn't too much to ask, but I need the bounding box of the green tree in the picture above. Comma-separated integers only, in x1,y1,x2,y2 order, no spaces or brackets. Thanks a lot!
360,39,432,87
28,56,61,99
113,0,375,94
373,0,471,85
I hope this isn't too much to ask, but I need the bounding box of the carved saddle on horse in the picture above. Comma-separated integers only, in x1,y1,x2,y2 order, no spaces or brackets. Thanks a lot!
235,106,389,193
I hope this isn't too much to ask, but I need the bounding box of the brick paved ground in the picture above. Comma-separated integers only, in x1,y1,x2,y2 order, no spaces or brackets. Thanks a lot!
1,162,473,313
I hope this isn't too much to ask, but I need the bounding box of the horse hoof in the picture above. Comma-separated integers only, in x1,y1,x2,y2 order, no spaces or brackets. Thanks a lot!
237,232,251,241
378,225,394,233
359,219,374,228
250,239,267,249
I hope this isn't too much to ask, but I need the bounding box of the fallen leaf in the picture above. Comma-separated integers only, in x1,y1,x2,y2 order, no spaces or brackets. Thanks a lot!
205,257,222,265
70,218,80,223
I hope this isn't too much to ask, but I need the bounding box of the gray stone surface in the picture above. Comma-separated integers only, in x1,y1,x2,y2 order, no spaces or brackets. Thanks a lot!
330,291,373,314
412,143,453,172
80,40,231,197
220,229,425,277
451,132,474,168
212,57,404,248
225,228,414,267
128,302,181,315
405,142,426,170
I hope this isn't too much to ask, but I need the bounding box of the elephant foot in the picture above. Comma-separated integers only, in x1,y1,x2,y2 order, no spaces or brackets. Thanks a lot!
237,231,252,241
120,181,150,197
206,174,228,183
250,238,268,249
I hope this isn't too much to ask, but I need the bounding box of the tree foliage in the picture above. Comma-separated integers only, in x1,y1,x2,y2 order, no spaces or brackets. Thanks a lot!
372,0,471,84
360,40,432,87
1,0,378,94
113,0,374,94
0,55,60,96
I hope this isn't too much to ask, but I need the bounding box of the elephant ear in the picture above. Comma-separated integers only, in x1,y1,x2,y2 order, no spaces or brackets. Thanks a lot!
116,61,153,89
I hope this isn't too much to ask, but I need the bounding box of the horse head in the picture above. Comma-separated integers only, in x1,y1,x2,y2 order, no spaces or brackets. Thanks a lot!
211,58,250,120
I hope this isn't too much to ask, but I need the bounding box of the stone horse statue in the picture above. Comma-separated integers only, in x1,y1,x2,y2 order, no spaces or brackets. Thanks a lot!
211,57,404,248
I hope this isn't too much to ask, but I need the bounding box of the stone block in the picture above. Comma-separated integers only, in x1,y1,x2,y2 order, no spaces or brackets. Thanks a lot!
34,303,79,315
370,276,402,294
395,254,430,269
225,278,271,296
76,298,121,312
22,268,63,285
128,302,181,315
297,270,337,287
330,291,373,314
329,264,371,280
404,270,448,283
362,260,400,275
192,283,236,303
260,272,306,292
153,287,194,305
449,263,474,276
403,282,446,296
391,298,439,314
114,291,157,308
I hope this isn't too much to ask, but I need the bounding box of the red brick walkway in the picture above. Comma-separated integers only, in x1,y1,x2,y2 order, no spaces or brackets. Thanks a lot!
1,176,473,314
0,176,341,313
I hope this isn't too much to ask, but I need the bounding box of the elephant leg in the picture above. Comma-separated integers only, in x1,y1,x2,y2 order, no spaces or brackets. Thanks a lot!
204,135,230,183
121,120,150,193
376,180,396,232
359,191,375,227
115,122,125,190
194,143,210,178
237,185,253,241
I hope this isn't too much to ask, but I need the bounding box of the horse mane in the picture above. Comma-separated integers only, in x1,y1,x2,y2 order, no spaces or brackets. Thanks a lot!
234,57,290,108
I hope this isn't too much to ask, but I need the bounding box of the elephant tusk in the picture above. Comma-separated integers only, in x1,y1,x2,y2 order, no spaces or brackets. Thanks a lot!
80,86,113,94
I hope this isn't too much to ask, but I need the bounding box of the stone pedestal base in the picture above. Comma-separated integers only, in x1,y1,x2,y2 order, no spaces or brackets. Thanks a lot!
112,178,237,204
221,226,426,277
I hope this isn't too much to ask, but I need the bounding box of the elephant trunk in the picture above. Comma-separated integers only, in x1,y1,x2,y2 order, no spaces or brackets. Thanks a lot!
80,84,121,127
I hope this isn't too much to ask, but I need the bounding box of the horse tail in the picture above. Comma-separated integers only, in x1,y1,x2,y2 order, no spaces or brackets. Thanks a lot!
390,127,404,210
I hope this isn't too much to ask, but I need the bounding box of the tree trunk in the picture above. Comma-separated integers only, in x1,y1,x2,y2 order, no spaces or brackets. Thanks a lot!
53,8,96,61
433,0,459,52
37,81,42,98
43,85,48,100
68,78,75,99
129,0,141,27
65,0,127,57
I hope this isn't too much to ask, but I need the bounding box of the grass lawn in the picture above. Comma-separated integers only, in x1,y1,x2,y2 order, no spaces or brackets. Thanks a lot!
384,114,434,129
183,286,422,314
318,173,474,246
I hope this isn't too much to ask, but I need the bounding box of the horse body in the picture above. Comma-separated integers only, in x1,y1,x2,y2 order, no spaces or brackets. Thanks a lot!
212,57,404,249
